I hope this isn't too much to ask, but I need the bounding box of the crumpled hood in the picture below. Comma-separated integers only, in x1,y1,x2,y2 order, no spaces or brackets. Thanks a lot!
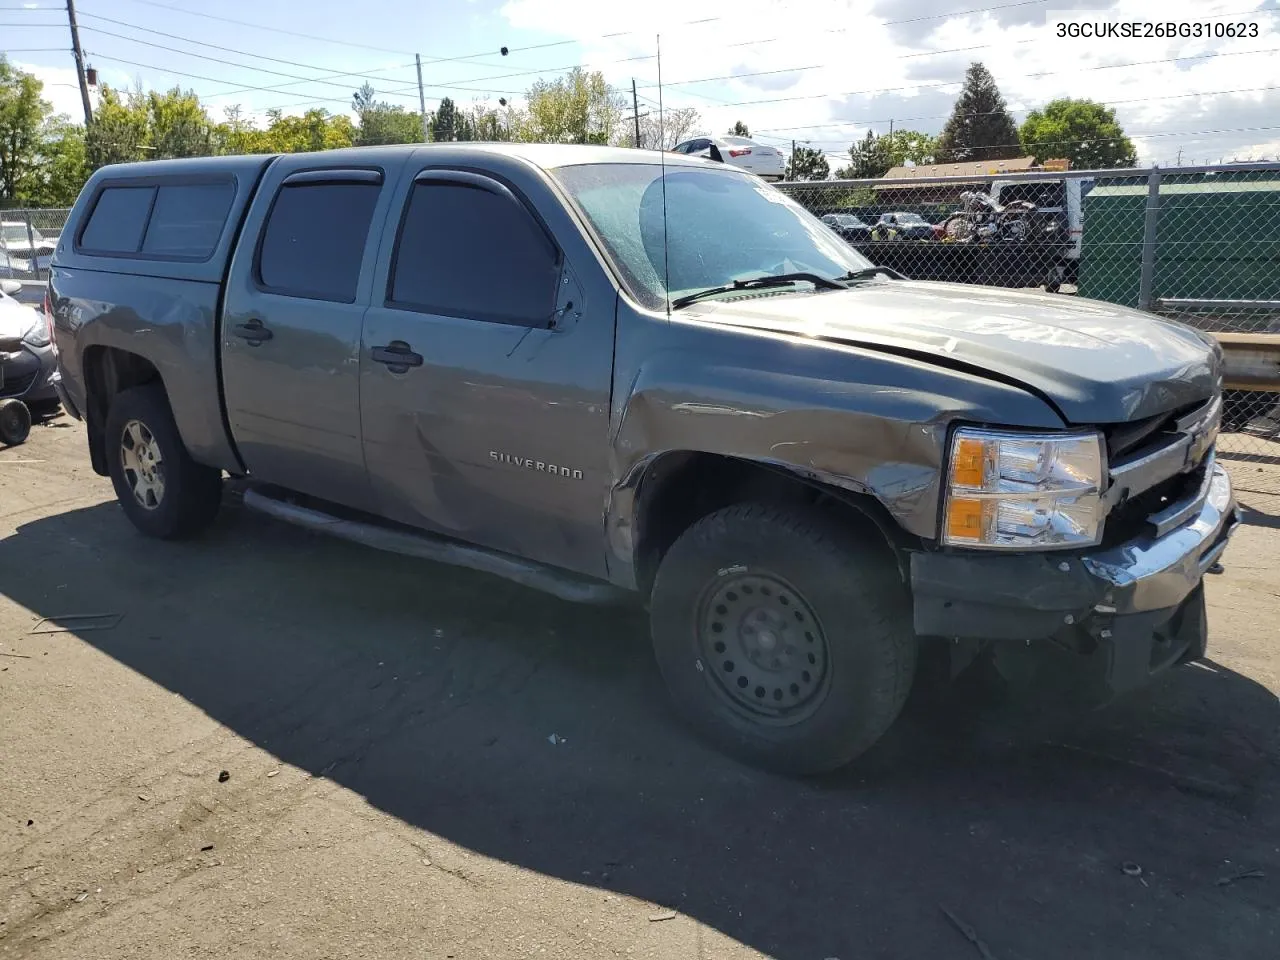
688,281,1220,423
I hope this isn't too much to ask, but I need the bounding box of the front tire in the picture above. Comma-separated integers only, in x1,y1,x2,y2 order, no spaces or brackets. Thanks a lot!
0,399,32,446
649,503,916,775
105,384,222,539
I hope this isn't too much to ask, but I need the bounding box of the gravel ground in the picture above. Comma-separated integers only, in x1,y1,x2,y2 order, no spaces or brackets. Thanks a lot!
2,417,1278,960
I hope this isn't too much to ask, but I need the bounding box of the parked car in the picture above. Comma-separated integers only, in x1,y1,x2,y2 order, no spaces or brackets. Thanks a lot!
671,136,786,182
871,211,935,240
1,221,56,277
50,145,1237,774
991,177,1095,290
820,213,873,244
0,279,58,412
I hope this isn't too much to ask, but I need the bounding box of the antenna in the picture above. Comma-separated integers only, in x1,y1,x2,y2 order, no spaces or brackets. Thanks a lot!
657,33,670,318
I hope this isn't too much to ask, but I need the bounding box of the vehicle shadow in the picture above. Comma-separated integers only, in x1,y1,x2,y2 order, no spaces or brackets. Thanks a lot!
3,497,1278,960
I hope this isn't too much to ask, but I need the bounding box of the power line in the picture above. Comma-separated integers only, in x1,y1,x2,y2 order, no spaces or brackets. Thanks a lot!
750,85,1280,141
103,0,415,55
642,45,1280,112
99,0,1058,77
76,12,418,80
83,53,527,104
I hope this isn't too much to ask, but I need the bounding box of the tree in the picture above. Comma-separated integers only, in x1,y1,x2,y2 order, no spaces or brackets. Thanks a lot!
430,96,462,142
881,129,938,166
26,117,86,205
728,120,750,137
353,83,422,146
516,68,625,145
255,108,355,153
147,87,214,159
635,106,701,149
935,62,1021,163
1020,98,1136,169
787,144,828,181
836,130,892,179
85,85,151,168
0,57,51,200
834,128,939,179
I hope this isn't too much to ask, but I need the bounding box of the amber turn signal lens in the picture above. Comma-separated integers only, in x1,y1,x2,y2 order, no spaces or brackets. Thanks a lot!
946,497,986,542
951,437,987,488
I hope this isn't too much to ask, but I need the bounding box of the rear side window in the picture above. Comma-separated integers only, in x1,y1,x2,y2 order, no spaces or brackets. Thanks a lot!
389,180,560,326
79,186,155,253
142,183,235,257
257,181,381,302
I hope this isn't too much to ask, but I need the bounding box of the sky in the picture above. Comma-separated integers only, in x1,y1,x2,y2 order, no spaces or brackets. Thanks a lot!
5,0,1280,166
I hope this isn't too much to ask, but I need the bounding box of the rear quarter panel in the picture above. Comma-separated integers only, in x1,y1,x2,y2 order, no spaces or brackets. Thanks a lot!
50,155,274,473
52,270,236,470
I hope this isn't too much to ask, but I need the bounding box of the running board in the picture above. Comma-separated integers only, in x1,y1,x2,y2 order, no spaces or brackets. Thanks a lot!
241,488,629,606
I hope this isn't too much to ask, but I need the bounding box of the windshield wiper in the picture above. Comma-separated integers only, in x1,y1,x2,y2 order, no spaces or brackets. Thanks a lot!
670,272,847,310
836,266,909,282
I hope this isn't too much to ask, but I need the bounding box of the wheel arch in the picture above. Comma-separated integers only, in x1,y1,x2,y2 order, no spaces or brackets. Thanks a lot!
624,450,914,601
81,345,165,476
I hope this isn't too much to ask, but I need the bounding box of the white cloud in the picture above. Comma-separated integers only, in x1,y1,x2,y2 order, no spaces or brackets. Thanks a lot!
17,61,135,122
499,0,1280,163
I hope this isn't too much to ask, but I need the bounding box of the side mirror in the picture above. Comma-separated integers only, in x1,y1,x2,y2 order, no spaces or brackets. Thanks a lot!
0,279,21,297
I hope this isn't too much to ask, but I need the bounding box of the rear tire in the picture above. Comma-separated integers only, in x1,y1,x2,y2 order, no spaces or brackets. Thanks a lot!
105,384,222,539
0,399,31,446
649,503,917,775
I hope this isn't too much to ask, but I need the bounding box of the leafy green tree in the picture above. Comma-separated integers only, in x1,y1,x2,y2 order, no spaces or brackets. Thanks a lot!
147,87,214,159
85,85,151,168
430,97,462,142
935,62,1021,163
1020,98,1136,169
728,120,750,137
28,117,87,205
787,145,829,181
516,68,624,145
353,83,423,146
0,57,51,200
835,128,939,179
256,108,355,153
836,130,892,179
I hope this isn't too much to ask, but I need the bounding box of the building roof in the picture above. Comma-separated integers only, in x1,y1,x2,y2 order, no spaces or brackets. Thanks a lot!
879,156,1039,181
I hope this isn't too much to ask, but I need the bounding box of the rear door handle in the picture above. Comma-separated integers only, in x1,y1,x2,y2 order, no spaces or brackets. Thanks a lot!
232,318,273,345
371,341,424,372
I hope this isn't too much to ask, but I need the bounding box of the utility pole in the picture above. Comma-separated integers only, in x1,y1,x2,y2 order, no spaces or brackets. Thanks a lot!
415,54,429,142
66,0,93,126
632,79,642,149
889,118,894,137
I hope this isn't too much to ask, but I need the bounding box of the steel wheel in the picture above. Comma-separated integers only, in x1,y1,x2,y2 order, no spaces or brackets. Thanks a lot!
120,419,165,510
697,572,832,725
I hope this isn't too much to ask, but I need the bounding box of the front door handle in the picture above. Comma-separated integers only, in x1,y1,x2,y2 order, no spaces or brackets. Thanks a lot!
232,318,273,345
371,341,424,372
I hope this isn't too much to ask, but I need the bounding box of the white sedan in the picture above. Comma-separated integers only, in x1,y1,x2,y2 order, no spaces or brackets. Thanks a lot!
671,136,786,182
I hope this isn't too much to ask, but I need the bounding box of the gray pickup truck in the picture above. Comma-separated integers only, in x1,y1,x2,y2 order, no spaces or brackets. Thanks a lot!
49,144,1238,773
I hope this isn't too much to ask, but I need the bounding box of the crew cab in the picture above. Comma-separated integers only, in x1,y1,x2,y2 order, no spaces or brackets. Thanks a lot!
49,145,1239,774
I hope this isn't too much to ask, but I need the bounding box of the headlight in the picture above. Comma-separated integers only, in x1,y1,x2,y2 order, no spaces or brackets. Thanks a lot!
21,313,50,348
943,428,1105,550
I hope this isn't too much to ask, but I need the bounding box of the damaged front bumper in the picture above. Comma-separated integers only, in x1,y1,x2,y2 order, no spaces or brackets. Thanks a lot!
910,460,1240,699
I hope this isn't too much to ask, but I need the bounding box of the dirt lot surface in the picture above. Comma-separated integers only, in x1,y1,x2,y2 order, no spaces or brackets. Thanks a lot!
2,418,1278,960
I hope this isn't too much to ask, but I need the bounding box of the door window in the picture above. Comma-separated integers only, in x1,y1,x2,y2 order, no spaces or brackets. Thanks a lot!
388,178,560,327
257,179,381,302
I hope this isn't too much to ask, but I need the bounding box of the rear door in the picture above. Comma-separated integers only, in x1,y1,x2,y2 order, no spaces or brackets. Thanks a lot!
359,156,615,577
222,156,402,509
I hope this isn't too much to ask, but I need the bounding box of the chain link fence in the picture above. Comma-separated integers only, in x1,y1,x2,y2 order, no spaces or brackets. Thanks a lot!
776,163,1280,496
0,207,72,286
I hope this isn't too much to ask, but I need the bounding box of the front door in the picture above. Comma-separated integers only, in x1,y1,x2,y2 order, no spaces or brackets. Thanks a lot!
222,164,395,509
359,165,615,578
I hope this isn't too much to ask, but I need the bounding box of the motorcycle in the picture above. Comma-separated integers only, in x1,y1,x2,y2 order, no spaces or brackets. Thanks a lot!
943,191,1037,242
